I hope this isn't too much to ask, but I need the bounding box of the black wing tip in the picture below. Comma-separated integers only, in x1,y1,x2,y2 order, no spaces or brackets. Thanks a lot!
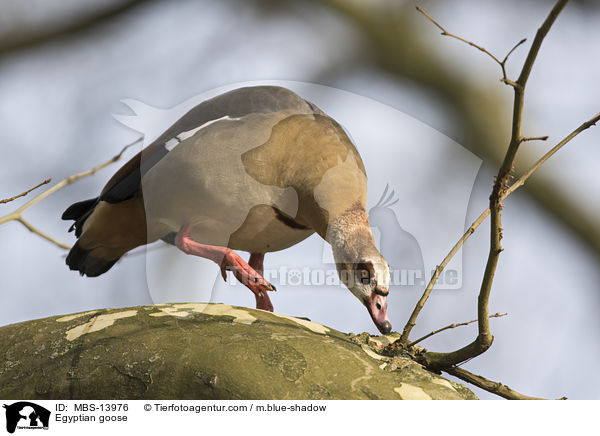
61,198,98,221
62,198,98,237
66,240,118,277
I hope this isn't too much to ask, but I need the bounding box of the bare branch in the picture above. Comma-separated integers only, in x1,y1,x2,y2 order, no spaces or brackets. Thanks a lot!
507,113,600,196
416,6,503,65
319,0,600,259
400,109,598,345
416,6,527,84
0,138,141,249
521,135,550,142
502,38,528,65
0,179,51,204
408,313,507,347
443,366,557,400
411,0,569,370
399,208,490,342
17,217,71,250
516,1,569,88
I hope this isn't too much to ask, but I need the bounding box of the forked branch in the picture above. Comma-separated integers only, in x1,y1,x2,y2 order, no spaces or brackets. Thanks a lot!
400,1,570,354
0,138,141,249
400,110,599,345
408,313,507,347
415,6,526,85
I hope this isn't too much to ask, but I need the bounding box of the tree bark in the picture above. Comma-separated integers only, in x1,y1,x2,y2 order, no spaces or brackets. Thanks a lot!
0,303,476,400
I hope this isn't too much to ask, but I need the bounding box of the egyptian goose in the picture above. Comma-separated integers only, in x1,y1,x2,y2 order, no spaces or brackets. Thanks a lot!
62,86,392,333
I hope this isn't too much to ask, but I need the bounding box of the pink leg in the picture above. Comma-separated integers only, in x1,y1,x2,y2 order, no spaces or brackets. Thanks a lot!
174,224,275,304
248,253,274,312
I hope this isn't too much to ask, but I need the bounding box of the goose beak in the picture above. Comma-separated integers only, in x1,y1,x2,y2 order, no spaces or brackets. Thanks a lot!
366,289,392,334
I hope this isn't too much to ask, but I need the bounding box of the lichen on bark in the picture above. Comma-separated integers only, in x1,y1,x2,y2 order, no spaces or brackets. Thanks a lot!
0,303,476,400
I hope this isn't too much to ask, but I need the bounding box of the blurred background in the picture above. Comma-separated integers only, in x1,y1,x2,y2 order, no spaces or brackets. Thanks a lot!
1,0,599,399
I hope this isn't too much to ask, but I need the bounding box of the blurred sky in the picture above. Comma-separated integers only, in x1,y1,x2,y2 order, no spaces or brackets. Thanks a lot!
0,0,599,399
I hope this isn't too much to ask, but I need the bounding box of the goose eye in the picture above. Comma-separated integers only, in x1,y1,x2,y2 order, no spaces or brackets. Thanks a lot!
359,269,370,284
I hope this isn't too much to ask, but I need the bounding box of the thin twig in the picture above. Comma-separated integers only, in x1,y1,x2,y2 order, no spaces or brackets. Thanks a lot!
500,38,528,84
0,138,141,249
400,110,598,344
408,313,507,347
416,6,503,65
443,366,554,400
399,208,490,342
506,113,600,196
0,179,51,204
416,6,526,84
521,135,549,142
502,38,527,65
17,217,71,250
